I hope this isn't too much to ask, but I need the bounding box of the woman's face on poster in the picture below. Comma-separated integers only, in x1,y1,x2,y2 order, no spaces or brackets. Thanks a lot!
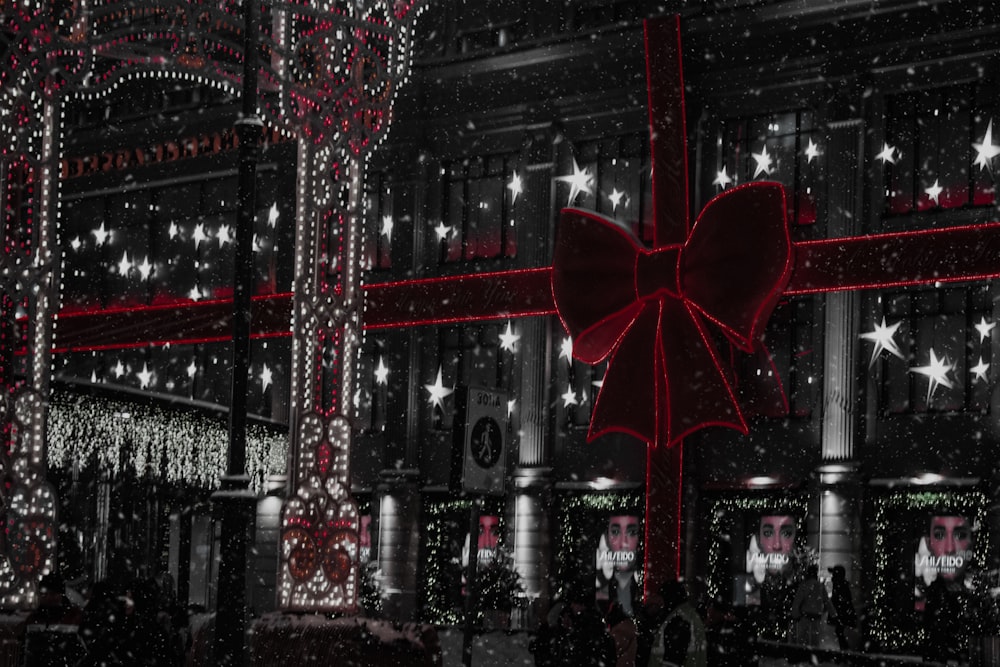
928,515,972,580
759,515,795,555
607,514,640,572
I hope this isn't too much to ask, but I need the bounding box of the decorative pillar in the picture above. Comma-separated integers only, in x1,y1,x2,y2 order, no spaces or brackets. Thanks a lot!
814,117,865,580
375,473,421,620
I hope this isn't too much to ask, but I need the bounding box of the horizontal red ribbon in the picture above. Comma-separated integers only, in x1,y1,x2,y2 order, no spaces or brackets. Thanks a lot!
49,221,1000,352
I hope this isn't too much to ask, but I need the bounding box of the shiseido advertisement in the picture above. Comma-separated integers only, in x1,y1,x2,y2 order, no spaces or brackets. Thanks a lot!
913,513,975,611
595,513,642,613
741,512,802,607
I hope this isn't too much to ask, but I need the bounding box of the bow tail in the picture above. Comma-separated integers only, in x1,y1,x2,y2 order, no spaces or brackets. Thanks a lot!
660,299,748,445
588,304,664,447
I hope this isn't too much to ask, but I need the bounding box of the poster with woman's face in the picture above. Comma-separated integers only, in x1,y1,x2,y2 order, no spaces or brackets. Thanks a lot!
745,513,796,584
595,513,642,610
914,513,974,610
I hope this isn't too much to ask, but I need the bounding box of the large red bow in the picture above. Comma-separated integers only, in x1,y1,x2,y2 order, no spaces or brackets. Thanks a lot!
551,182,793,448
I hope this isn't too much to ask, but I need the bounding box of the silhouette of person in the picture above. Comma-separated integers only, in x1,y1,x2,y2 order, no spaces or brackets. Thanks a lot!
827,565,856,650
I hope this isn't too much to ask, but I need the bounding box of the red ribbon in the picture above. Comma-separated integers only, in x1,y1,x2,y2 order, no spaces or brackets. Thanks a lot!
552,182,792,448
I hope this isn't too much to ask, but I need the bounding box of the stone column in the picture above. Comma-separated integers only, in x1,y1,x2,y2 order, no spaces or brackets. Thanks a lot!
375,472,422,620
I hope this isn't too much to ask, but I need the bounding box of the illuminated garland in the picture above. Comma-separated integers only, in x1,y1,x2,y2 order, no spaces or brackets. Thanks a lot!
868,489,987,652
420,498,472,625
704,495,809,603
46,391,286,490
554,490,643,601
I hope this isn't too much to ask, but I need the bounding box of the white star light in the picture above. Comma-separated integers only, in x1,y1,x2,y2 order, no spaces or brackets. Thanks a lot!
507,399,516,417
433,221,453,241
499,322,520,352
380,215,394,241
168,222,179,239
216,224,233,247
137,256,153,280
973,120,1000,171
186,360,197,378
507,171,523,204
193,223,208,248
424,367,454,410
268,203,280,227
804,138,821,163
860,316,904,366
260,364,272,391
92,223,109,246
557,158,594,205
751,145,773,178
70,236,82,251
117,251,132,276
560,336,573,361
713,168,732,189
910,348,956,402
374,356,389,385
561,386,578,407
924,180,943,206
188,286,202,301
592,377,605,390
136,363,153,389
113,360,126,378
971,357,990,384
608,188,625,212
875,142,898,165
975,317,996,342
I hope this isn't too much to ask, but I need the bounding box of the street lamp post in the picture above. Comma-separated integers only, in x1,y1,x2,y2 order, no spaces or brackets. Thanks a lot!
213,0,262,664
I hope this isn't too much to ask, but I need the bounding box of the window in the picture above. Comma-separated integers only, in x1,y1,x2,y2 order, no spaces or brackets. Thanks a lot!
717,110,818,227
562,133,653,244
882,84,994,215
440,156,517,264
873,285,992,414
364,171,393,271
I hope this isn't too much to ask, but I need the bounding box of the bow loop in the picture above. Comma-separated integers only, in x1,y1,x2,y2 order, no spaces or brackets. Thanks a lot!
551,182,792,447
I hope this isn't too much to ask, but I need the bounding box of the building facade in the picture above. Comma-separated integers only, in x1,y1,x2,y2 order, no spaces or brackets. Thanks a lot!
6,0,1000,660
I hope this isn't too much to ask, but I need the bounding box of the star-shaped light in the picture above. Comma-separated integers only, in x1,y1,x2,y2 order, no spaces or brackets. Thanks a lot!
860,316,904,366
136,363,153,389
260,364,272,391
592,377,604,390
374,356,389,385
971,357,990,384
380,215,394,241
557,158,594,205
116,251,132,276
168,222,179,239
608,188,625,212
507,171,523,204
875,142,897,165
70,236,82,251
136,256,153,280
507,399,516,417
976,317,996,342
804,138,821,163
909,348,956,402
92,223,109,246
973,120,1000,171
113,360,126,378
424,367,453,410
924,180,943,206
216,224,233,247
186,360,197,378
268,203,280,227
433,221,453,241
193,223,208,248
560,336,573,361
751,145,773,178
188,286,202,301
561,386,578,407
499,321,520,352
713,168,732,189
